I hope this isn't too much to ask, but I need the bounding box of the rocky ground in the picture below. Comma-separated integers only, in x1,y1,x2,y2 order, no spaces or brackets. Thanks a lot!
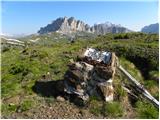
2,92,137,119
2,98,103,119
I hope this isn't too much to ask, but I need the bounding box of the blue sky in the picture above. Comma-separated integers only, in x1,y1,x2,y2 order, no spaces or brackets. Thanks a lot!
1,0,158,35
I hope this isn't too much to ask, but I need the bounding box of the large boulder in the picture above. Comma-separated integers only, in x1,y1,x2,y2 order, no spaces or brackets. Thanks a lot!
64,48,118,102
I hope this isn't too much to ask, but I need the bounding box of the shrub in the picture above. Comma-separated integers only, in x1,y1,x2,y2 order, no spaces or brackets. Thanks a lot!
119,57,144,82
38,51,49,59
144,80,157,89
1,104,17,115
114,34,129,39
102,102,123,117
89,95,102,101
9,64,30,76
114,84,127,100
89,100,102,116
148,71,159,81
135,101,158,119
19,100,33,112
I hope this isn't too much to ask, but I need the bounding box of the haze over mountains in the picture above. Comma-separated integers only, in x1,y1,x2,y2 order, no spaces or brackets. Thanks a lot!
38,17,132,34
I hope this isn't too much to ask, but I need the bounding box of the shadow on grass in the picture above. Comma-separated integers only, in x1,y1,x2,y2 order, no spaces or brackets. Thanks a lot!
32,80,65,98
32,80,86,107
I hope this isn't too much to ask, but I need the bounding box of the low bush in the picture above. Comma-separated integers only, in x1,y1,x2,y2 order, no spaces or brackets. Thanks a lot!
135,101,158,119
114,84,127,100
1,104,17,115
102,101,124,117
89,100,102,116
9,63,30,76
19,100,33,112
148,71,159,81
114,33,129,39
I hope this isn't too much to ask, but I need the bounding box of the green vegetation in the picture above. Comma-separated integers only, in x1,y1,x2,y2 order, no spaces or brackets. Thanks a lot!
102,102,123,117
135,101,159,119
89,98,124,118
89,99,102,116
113,33,129,39
114,83,127,100
149,70,159,81
1,104,18,115
18,100,34,112
1,32,159,118
119,57,144,83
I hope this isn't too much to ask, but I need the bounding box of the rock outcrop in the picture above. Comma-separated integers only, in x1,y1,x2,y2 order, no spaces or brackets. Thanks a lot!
91,22,131,34
38,17,131,34
38,17,90,34
64,48,118,102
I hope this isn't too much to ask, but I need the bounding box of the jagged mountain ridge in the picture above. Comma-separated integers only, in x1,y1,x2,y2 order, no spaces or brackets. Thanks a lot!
91,22,131,34
38,17,90,34
38,17,132,34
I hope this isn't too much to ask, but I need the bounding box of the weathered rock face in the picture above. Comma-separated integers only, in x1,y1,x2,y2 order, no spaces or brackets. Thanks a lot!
38,17,90,34
64,48,118,102
90,22,131,34
97,81,114,102
38,17,131,34
64,62,93,100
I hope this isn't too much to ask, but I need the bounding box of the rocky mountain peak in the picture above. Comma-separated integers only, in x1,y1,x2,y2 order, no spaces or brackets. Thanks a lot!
38,17,90,34
38,16,132,34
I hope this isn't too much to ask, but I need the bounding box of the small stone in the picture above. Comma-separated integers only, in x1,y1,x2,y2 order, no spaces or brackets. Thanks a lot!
9,103,15,106
56,96,65,102
16,107,22,113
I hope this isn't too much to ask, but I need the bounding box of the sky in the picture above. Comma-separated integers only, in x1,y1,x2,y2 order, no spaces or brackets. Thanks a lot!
1,0,159,35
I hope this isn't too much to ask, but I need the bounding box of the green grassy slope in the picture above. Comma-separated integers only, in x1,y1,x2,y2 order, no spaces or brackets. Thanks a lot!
1,32,159,118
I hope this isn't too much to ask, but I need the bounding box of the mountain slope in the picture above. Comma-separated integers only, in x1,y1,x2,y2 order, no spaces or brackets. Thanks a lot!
38,17,132,34
141,23,159,34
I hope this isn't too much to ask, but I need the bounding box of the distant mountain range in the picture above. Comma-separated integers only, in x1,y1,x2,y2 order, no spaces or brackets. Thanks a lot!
0,33,29,39
141,23,159,34
38,17,132,34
